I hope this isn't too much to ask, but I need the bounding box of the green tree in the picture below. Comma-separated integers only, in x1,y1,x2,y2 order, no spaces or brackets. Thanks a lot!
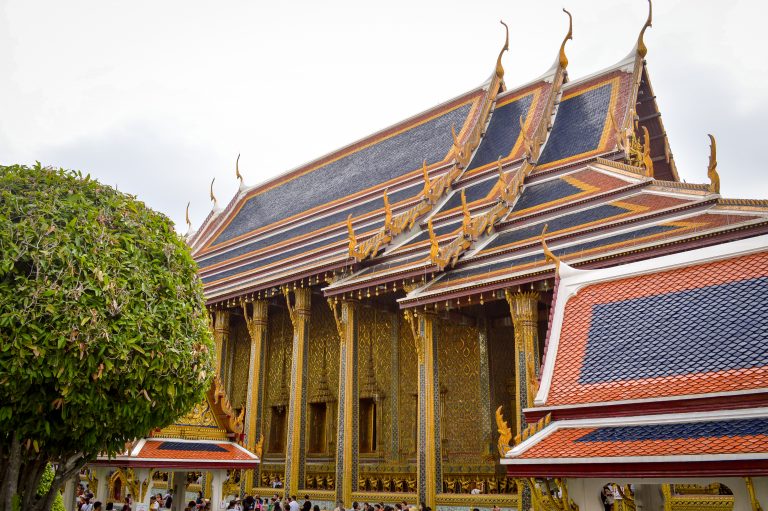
0,164,213,511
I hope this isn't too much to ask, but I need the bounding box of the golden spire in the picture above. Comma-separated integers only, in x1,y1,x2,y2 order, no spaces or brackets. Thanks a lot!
209,178,218,208
383,189,392,230
235,153,243,187
496,20,510,80
707,134,720,194
346,214,357,256
637,0,653,58
541,224,561,271
185,201,192,231
559,9,574,69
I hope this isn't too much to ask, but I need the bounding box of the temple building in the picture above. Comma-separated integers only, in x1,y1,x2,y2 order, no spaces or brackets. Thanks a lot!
171,1,768,510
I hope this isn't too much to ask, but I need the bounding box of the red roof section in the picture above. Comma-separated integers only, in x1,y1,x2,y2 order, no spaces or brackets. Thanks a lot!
545,251,768,406
138,440,254,461
516,426,768,459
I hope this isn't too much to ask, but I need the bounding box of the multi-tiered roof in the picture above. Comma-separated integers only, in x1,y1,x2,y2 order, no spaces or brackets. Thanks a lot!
189,2,768,311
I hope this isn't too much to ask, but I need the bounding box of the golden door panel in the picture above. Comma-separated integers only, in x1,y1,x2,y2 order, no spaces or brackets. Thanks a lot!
438,320,483,463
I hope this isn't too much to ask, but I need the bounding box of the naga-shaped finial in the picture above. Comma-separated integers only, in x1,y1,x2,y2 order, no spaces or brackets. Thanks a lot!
496,20,510,80
346,214,357,256
495,405,513,456
235,153,243,187
185,201,192,231
451,122,461,151
461,189,471,234
383,188,392,230
519,114,534,160
421,159,431,197
559,9,574,70
641,125,654,177
209,178,218,209
707,134,720,194
637,0,653,58
427,218,440,262
541,224,561,271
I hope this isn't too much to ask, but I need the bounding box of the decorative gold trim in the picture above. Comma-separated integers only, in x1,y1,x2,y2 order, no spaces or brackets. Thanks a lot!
513,413,551,446
495,405,512,456
708,134,720,194
637,0,653,58
403,310,424,364
383,189,393,230
745,477,764,511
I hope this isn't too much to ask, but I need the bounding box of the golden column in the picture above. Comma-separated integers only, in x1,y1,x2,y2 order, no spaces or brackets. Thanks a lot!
504,289,540,511
242,299,268,492
330,299,358,507
405,310,442,509
283,287,311,497
212,309,231,375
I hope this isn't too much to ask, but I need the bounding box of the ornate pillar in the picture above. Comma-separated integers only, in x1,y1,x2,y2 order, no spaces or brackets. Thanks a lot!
405,310,441,509
477,317,493,455
213,310,231,375
330,298,359,507
242,300,268,492
504,290,540,511
389,312,400,459
283,287,311,498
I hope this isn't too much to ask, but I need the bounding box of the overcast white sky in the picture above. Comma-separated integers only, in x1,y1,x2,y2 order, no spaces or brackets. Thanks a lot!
2,0,767,231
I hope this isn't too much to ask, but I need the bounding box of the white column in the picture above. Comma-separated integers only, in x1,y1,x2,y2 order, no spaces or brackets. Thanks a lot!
210,471,225,511
133,468,153,509
173,472,187,511
93,468,109,504
62,475,79,511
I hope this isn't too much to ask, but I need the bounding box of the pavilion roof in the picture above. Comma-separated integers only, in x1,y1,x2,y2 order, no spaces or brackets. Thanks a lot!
92,438,260,470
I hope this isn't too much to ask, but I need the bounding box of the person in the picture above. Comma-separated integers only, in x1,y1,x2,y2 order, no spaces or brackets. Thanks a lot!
227,501,237,510
121,505,131,511
272,477,283,489
333,501,344,511
106,503,114,511
126,495,133,507
165,493,174,510
93,502,103,511
188,501,197,511
289,497,299,511
151,494,163,511
81,495,94,511
302,496,311,511
197,493,204,506
313,506,320,511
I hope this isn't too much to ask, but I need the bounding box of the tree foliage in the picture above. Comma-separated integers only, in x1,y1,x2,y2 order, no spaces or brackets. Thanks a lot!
0,163,213,511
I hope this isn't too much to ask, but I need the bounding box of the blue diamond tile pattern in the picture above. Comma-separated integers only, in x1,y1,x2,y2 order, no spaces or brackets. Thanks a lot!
576,418,768,442
579,277,768,384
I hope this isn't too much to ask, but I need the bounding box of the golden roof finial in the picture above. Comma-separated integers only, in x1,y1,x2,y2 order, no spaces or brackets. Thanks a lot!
346,214,357,256
209,178,218,209
461,189,471,230
235,153,243,187
185,201,192,231
496,20,510,80
541,224,561,271
451,122,461,151
383,188,392,230
421,159,431,197
637,0,653,58
427,218,440,261
559,9,574,69
707,134,720,194
641,125,654,177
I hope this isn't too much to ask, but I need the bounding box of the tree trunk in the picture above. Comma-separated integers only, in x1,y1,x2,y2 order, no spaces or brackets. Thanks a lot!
1,433,21,511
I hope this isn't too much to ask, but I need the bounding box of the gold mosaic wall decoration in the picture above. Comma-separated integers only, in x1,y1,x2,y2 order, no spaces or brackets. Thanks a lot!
437,320,483,463
230,317,251,410
398,312,418,456
264,305,293,455
357,305,394,457
488,324,515,436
